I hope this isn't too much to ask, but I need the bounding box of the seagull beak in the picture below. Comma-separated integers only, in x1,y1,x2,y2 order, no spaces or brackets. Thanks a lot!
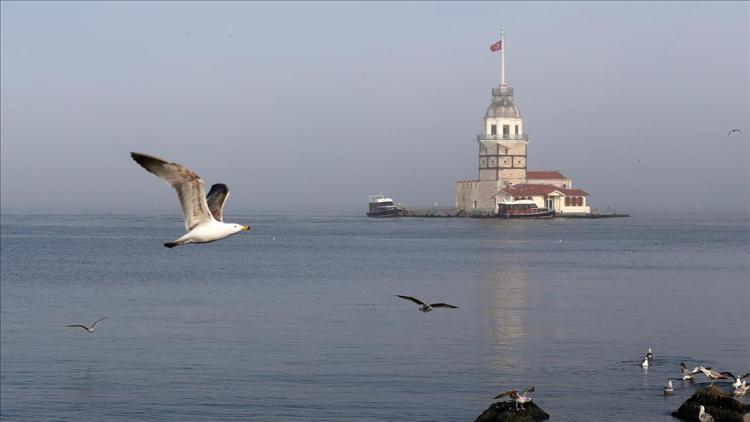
242,225,250,231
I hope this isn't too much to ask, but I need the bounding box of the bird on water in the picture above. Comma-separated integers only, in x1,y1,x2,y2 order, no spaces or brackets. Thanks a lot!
680,362,701,381
131,153,250,247
663,379,674,395
494,386,535,411
396,295,458,312
646,348,654,361
641,356,650,368
66,316,107,333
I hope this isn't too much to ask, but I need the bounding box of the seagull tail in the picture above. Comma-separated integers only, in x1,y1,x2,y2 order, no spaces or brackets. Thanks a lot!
164,241,180,248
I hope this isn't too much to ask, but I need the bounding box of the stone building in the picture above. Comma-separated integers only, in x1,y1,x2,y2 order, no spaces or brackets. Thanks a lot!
456,30,591,216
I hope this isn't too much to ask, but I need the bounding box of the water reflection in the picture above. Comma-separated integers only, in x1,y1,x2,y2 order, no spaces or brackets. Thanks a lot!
482,265,528,370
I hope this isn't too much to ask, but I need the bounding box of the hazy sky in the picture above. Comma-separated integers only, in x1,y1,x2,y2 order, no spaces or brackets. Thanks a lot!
1,1,748,214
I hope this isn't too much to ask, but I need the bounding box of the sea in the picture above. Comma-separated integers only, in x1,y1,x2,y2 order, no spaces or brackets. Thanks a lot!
1,212,748,421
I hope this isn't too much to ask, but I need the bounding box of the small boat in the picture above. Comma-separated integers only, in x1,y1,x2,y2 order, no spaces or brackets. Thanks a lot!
497,199,555,219
367,194,401,218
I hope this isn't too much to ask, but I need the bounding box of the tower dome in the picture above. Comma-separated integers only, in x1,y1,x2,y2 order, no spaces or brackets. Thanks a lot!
485,85,521,118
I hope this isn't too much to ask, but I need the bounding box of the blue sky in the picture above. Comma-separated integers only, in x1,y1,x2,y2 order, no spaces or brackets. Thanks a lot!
1,1,748,213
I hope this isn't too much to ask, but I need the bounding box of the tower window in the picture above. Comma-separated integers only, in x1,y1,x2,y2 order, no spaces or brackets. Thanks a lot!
491,125,497,136
503,125,510,138
515,125,519,135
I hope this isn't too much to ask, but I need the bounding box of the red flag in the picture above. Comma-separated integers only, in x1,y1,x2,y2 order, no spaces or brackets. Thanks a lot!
490,40,502,52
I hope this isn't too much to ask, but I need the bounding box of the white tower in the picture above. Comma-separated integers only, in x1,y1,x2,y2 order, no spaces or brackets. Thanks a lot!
477,27,528,186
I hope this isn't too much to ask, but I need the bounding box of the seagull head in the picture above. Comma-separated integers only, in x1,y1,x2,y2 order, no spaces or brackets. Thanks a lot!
229,224,251,233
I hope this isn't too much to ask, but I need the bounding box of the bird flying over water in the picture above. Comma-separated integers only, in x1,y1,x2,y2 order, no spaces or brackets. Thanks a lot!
396,295,458,312
130,153,250,247
66,316,107,333
494,386,535,411
727,129,743,136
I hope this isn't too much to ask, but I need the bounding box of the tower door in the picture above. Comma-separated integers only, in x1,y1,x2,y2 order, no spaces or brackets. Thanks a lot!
503,125,510,139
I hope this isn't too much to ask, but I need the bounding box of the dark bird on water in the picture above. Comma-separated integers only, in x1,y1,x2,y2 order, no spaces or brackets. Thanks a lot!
727,129,743,136
494,386,535,410
66,316,107,333
396,295,458,312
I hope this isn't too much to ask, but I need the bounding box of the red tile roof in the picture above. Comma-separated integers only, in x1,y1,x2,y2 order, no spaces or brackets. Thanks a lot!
502,183,588,196
526,170,567,180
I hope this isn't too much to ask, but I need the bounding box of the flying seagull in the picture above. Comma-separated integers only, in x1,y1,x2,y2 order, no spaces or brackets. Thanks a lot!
130,153,250,247
680,362,701,381
663,379,674,395
396,295,458,312
698,366,728,385
494,386,535,411
698,405,714,422
720,371,750,388
66,316,107,333
727,129,743,136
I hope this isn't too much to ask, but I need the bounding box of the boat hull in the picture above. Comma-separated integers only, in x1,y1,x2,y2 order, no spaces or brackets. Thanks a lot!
498,209,555,219
367,209,401,218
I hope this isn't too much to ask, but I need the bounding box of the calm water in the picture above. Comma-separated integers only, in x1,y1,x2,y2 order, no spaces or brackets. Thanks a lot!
1,213,748,421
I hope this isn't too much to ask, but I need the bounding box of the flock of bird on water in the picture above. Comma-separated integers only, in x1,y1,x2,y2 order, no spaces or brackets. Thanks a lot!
63,152,748,419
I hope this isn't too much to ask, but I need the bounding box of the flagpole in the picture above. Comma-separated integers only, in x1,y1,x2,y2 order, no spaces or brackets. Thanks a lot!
500,26,506,86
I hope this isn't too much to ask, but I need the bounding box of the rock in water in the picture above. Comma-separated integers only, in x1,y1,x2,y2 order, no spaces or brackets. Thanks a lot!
671,385,750,422
475,401,550,422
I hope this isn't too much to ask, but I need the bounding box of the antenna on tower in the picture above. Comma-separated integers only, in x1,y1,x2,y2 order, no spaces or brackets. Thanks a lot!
500,25,506,86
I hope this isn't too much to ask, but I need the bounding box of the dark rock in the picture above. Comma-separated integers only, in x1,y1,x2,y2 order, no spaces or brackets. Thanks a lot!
475,400,550,422
671,385,750,422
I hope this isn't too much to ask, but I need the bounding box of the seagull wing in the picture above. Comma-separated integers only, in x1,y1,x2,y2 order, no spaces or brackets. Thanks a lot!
65,324,89,330
131,152,214,231
429,303,458,309
522,386,535,395
721,372,735,379
397,295,425,306
206,183,230,222
494,390,517,399
90,316,107,328
741,373,750,380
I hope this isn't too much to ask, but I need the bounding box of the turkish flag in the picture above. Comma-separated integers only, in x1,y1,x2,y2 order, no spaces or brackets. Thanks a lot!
490,40,502,52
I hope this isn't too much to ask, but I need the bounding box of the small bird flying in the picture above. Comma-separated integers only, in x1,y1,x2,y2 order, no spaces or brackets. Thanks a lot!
66,316,107,333
130,153,250,247
396,295,458,312
727,129,743,136
494,386,535,411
